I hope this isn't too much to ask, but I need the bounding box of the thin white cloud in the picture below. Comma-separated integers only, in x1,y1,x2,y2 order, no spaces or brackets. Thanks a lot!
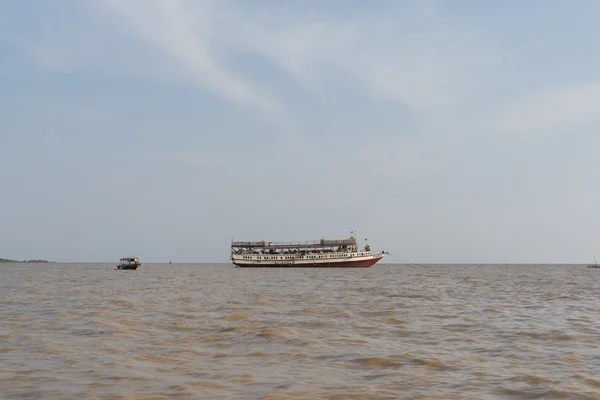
15,0,598,147
97,0,280,113
225,5,484,110
488,82,600,139
4,0,487,118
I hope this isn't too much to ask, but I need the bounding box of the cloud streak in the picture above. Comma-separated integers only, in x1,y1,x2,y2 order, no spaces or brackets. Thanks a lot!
79,0,488,121
488,82,600,140
6,0,600,138
97,0,281,113
218,2,485,110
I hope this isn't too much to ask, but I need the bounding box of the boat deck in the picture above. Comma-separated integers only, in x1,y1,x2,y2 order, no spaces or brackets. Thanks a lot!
231,238,356,250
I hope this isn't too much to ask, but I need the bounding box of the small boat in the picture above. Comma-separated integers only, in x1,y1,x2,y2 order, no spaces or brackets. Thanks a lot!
116,257,141,270
587,257,600,268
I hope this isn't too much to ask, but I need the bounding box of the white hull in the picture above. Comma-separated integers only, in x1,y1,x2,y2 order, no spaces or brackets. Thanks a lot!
232,251,385,268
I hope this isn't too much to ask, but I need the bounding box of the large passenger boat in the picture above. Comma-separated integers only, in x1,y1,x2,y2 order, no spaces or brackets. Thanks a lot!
231,237,387,268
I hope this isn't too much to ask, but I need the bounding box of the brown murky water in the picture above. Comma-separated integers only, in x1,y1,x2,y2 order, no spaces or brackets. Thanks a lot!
2,263,600,399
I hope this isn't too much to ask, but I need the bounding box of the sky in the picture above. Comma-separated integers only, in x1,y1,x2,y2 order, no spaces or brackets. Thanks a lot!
2,0,600,263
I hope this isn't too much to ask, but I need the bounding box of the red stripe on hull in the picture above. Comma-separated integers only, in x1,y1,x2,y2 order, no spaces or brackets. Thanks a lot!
233,256,384,268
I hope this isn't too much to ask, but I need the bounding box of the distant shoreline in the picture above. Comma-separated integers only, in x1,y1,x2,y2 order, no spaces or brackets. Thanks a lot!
0,258,52,263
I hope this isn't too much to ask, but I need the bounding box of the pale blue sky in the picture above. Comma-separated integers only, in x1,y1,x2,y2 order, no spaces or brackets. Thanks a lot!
2,0,600,263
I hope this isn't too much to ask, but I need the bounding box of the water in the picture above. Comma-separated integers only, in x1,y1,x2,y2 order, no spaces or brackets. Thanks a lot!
2,263,600,399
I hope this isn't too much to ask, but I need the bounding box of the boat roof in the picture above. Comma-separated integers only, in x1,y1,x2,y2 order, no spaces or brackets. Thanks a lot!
231,238,356,249
120,257,139,261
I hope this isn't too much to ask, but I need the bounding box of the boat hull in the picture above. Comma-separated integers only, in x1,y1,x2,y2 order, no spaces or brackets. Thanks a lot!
233,254,385,268
116,265,140,270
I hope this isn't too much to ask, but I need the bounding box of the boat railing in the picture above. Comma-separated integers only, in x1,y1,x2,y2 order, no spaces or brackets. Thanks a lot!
232,249,374,258
231,238,357,248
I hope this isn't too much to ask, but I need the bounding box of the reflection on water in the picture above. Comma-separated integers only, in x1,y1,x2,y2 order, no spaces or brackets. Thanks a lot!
1,263,600,399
